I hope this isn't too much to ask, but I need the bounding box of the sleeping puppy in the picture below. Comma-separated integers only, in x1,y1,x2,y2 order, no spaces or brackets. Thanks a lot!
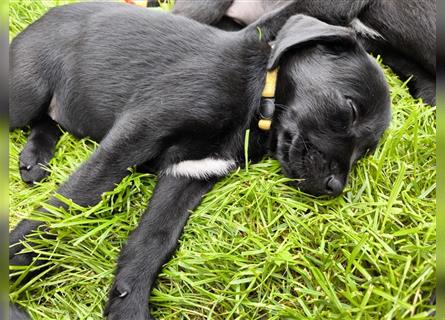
9,2,390,319
172,0,436,105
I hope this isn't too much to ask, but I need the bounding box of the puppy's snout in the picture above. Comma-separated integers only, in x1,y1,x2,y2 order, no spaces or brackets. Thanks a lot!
324,175,344,196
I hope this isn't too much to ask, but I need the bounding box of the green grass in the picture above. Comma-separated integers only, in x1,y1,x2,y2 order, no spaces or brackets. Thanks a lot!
9,1,436,319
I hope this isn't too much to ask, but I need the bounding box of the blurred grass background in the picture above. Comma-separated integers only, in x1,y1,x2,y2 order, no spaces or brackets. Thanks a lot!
9,0,436,319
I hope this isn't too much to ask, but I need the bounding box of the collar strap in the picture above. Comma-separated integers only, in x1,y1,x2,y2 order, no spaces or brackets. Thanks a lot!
258,68,278,131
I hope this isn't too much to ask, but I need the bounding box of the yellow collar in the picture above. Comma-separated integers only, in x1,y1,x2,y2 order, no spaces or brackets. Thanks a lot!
258,68,278,131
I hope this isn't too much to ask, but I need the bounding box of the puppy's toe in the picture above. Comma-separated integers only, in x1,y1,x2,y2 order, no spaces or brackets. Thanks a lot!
104,283,152,320
19,163,49,185
19,149,51,184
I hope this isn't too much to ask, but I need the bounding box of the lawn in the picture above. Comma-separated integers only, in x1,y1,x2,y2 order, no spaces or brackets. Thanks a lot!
9,1,436,319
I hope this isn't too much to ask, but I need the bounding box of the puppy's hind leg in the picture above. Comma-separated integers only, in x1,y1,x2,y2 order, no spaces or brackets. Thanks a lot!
19,115,62,185
9,62,52,130
10,112,163,267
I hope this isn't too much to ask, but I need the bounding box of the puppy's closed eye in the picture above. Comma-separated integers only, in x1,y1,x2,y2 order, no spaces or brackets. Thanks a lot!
347,98,358,125
282,130,293,144
329,107,354,133
332,98,357,132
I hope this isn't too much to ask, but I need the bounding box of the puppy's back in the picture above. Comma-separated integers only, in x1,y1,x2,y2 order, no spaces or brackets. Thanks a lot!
10,3,260,139
11,2,226,79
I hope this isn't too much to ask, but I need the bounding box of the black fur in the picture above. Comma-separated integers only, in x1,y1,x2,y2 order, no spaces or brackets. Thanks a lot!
9,304,30,320
9,3,390,319
172,0,436,105
18,115,61,184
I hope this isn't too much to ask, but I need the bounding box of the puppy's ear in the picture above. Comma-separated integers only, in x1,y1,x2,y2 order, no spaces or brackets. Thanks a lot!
268,14,356,69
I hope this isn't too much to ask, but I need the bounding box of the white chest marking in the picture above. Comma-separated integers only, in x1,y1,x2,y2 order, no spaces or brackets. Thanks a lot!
164,158,237,180
350,18,384,40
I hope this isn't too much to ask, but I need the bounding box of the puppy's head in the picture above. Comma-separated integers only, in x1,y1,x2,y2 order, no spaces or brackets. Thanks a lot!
269,15,391,196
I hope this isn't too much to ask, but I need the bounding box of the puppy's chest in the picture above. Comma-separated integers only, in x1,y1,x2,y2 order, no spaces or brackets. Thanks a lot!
159,131,246,180
156,108,259,180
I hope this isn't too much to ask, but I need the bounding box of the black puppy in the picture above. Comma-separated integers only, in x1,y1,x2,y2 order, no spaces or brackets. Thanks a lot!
172,0,436,105
9,2,390,319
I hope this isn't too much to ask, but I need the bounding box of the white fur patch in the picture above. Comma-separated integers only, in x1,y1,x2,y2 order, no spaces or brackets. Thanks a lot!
164,158,237,179
48,96,59,122
350,18,384,40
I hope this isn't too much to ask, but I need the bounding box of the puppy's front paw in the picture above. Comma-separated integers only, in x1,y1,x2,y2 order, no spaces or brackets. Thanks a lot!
19,146,51,184
104,280,154,320
10,251,36,267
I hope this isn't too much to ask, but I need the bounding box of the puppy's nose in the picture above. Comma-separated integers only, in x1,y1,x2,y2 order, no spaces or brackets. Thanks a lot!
324,175,344,196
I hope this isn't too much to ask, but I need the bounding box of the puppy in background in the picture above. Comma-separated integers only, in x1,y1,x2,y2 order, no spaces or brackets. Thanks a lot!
171,0,436,105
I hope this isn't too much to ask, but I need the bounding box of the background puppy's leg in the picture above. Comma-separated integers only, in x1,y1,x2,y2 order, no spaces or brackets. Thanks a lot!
356,1,436,104
172,0,233,25
360,0,435,75
104,175,217,320
361,38,436,105
10,113,163,266
19,115,61,185
410,73,436,106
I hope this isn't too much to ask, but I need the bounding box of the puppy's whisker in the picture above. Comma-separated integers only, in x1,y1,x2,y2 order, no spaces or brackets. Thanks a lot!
300,139,310,153
274,103,288,111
